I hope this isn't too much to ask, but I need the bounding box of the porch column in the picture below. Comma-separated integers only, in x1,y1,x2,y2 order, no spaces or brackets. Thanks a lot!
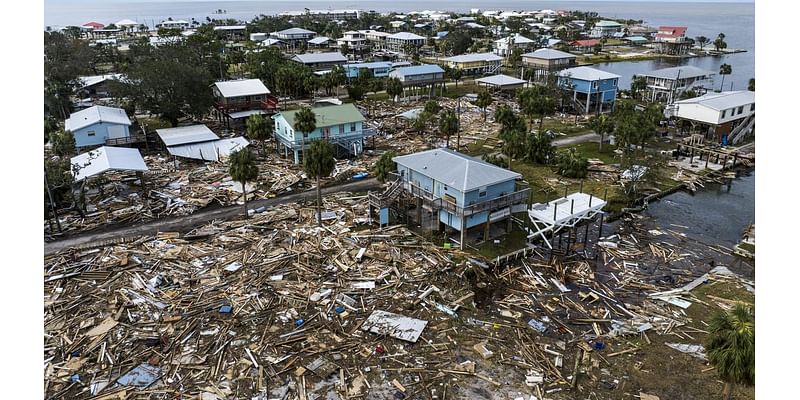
484,213,491,242
293,149,299,164
459,215,466,250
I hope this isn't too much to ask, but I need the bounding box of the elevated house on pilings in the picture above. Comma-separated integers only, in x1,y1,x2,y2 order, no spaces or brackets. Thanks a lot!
388,64,445,99
527,191,607,257
521,48,577,84
369,149,530,250
558,66,620,114
272,104,376,164
634,65,714,104
212,79,279,127
665,90,755,144
441,53,503,76
654,26,691,55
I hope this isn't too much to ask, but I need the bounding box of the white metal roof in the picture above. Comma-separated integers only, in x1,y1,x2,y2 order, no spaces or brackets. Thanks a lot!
115,19,139,26
71,146,148,182
214,79,270,97
276,27,316,35
637,65,714,80
528,192,607,225
307,36,331,45
387,32,425,41
259,38,285,46
559,66,620,81
476,74,526,87
214,25,246,30
166,137,250,162
156,125,219,147
495,33,535,44
673,90,755,111
390,64,444,77
78,73,124,89
65,105,131,132
523,48,576,60
292,52,347,64
393,148,521,192
444,53,503,63
228,109,267,119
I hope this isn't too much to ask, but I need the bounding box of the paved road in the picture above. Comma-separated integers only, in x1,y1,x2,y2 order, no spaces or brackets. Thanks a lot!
44,178,382,256
553,132,600,147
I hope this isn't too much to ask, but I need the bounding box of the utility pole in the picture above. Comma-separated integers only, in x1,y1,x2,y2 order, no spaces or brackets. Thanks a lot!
456,97,461,151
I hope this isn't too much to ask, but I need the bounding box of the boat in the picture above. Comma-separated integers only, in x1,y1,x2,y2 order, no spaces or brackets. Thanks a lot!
352,172,369,180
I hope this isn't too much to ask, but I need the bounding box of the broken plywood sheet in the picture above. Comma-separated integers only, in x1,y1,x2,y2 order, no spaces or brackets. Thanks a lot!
361,310,428,343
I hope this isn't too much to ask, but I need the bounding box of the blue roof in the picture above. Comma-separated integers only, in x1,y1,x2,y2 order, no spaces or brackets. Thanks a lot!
390,64,444,77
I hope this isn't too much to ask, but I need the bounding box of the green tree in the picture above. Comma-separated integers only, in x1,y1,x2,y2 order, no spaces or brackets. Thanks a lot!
114,43,214,126
327,65,346,96
347,84,365,101
747,78,754,92
630,75,648,100
498,115,527,171
446,67,463,87
556,148,588,178
424,100,441,115
228,149,259,217
475,91,493,122
589,114,614,152
438,109,459,149
386,77,403,103
340,42,350,57
719,63,732,91
694,35,710,50
706,304,755,400
49,130,76,157
525,130,555,164
517,86,555,132
303,140,336,227
680,89,699,100
713,33,727,52
294,107,317,163
246,114,270,155
374,151,397,183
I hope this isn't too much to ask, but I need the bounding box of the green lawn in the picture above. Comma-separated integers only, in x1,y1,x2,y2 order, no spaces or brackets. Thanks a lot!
540,119,593,136
565,142,619,164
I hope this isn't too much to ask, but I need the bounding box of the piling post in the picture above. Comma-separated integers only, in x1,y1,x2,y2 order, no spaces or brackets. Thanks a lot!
604,188,608,201
553,202,558,221
564,186,568,198
584,220,590,244
570,199,575,214
580,180,584,193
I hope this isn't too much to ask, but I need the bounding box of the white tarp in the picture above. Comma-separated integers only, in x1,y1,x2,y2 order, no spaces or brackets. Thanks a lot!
166,137,250,162
361,310,428,343
71,146,149,182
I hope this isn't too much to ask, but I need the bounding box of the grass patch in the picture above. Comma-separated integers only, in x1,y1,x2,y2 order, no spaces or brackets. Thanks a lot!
443,83,481,98
564,142,619,165
540,119,592,136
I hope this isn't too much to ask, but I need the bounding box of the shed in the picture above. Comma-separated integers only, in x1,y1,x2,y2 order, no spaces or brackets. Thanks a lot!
71,146,148,182
475,74,526,90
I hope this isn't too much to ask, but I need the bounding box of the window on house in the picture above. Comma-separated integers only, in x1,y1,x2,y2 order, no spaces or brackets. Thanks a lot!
737,106,743,114
87,131,95,137
350,123,356,132
721,110,726,118
751,104,755,111
479,186,487,197
339,125,345,134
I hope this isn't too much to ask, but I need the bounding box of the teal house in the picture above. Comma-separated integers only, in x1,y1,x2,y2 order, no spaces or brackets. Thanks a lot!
273,104,375,163
64,105,132,149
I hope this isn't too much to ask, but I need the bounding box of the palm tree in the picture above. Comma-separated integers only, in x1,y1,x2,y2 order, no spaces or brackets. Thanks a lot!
694,35,709,50
630,76,648,101
294,107,317,163
714,33,727,52
438,109,459,149
706,304,755,400
386,77,403,103
229,149,259,217
303,140,336,226
475,91,493,122
518,86,555,132
589,114,614,152
719,63,732,91
499,115,527,171
374,151,397,183
246,114,270,155
494,104,516,129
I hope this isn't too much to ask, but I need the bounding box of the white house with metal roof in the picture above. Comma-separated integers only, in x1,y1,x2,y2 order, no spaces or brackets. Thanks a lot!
71,146,148,182
665,91,755,143
442,53,503,75
385,32,426,53
65,105,132,148
392,148,530,248
522,48,577,83
493,33,537,56
634,65,715,103
589,20,622,38
212,79,278,121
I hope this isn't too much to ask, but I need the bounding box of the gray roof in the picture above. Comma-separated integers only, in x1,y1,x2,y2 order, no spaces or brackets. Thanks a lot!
673,90,755,111
393,148,521,192
559,66,620,81
476,74,526,87
345,61,393,70
156,125,219,147
390,64,444,77
214,79,269,97
636,65,714,80
292,52,347,64
65,105,131,132
276,27,316,35
444,53,503,63
523,48,576,60
387,32,425,41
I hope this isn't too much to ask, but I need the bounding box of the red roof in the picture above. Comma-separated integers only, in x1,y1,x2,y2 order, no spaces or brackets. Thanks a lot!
82,21,105,29
572,39,601,47
655,26,687,38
